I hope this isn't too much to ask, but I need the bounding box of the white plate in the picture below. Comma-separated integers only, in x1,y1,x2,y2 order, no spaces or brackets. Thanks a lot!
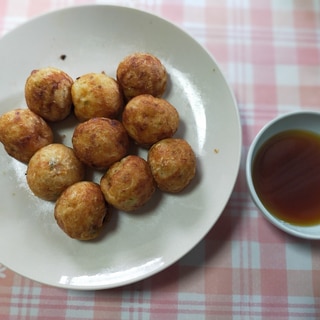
0,5,241,290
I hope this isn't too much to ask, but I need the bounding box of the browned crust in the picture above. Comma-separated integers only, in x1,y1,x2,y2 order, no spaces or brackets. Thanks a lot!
100,155,155,211
148,138,196,193
54,181,109,240
0,108,53,163
26,143,85,201
122,94,179,146
72,72,124,122
72,117,129,169
116,52,167,100
25,67,73,122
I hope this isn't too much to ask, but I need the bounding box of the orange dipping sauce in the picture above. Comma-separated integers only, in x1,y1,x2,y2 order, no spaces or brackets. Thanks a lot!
252,129,320,226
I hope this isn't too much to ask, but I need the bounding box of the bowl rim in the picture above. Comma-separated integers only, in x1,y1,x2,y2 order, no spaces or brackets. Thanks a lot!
246,110,320,239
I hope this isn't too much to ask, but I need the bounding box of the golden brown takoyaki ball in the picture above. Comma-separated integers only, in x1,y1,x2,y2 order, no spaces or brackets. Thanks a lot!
122,94,179,147
72,117,129,169
26,143,85,201
148,138,196,193
71,72,124,122
0,108,54,163
25,67,73,122
54,181,109,240
100,155,155,212
116,52,167,100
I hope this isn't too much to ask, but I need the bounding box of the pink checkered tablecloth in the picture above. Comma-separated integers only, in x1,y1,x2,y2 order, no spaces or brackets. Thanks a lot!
1,0,320,319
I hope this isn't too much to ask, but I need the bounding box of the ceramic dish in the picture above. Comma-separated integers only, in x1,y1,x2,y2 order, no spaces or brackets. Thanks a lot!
246,111,320,239
0,5,241,289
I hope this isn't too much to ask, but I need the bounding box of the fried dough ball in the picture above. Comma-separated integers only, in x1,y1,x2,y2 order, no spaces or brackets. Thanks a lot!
25,67,73,122
122,94,179,146
72,117,129,169
71,72,124,122
0,109,53,163
100,155,155,212
54,181,109,240
26,144,85,201
116,52,167,100
148,138,196,193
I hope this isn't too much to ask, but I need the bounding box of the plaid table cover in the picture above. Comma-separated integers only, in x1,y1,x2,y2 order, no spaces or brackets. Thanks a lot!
0,0,319,319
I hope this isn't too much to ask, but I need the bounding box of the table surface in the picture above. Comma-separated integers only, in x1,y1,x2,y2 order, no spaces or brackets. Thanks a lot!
1,0,320,319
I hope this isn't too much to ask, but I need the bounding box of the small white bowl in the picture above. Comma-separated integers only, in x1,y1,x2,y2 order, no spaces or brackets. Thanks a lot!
246,111,320,239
